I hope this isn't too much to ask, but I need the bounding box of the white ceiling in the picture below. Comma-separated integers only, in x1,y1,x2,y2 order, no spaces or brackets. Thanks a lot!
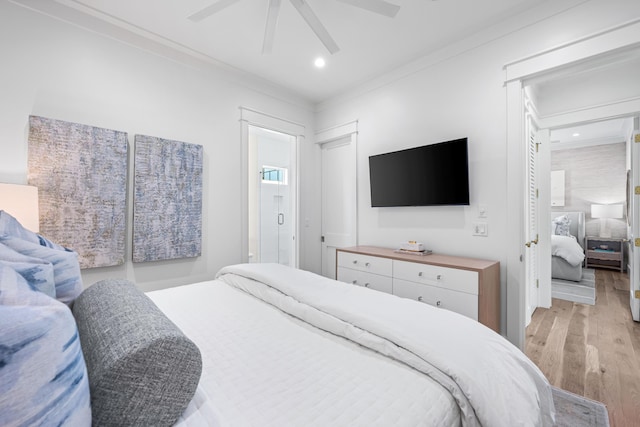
30,0,548,103
550,118,633,149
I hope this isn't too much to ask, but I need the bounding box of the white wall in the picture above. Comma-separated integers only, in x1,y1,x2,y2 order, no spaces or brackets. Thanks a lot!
0,1,318,292
315,0,640,334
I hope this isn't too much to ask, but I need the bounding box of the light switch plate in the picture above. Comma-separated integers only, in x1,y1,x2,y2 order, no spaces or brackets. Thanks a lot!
478,204,487,218
473,222,488,236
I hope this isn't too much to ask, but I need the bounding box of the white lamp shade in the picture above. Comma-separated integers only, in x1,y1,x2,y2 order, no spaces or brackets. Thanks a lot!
591,203,623,219
0,183,40,232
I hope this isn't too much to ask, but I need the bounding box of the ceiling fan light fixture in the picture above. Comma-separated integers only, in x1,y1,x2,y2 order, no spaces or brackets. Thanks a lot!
187,0,241,22
335,0,400,18
314,57,326,68
289,0,340,54
189,0,401,55
262,0,282,54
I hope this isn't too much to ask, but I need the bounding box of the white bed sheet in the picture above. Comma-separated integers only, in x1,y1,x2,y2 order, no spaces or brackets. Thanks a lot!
148,279,461,427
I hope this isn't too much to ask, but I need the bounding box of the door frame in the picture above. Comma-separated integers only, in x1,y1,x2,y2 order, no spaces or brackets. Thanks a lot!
240,107,304,267
316,120,358,278
249,125,296,265
505,19,640,348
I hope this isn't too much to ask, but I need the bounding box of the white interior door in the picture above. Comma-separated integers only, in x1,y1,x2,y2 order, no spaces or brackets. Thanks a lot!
537,129,552,308
630,130,640,321
321,135,357,279
525,111,540,325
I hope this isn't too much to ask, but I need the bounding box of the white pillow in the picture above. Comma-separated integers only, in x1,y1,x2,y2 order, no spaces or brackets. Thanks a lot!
552,214,572,237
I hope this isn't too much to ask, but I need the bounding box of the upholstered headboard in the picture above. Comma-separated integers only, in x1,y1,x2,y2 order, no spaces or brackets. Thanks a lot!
551,211,586,249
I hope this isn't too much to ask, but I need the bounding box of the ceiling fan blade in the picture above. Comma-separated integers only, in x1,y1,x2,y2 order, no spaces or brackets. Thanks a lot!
187,0,242,22
336,0,400,18
289,0,340,54
262,0,282,54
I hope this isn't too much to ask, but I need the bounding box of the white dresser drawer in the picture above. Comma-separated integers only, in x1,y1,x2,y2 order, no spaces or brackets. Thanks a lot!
393,260,478,295
337,252,392,277
393,278,478,321
337,267,393,294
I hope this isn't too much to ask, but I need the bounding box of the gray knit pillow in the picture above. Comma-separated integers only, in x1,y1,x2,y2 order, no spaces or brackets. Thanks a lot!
72,279,202,426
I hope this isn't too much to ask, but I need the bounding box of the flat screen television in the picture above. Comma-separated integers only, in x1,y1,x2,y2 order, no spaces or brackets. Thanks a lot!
369,138,470,207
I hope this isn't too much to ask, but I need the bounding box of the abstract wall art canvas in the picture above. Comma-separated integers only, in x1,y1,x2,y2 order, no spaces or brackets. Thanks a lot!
27,115,128,269
133,135,203,263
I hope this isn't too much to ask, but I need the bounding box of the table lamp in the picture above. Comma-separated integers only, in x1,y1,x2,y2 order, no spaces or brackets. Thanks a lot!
591,203,623,238
0,183,40,232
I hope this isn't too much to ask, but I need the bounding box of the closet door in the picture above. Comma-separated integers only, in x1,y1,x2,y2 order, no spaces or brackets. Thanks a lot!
524,109,540,325
630,131,640,321
320,135,357,279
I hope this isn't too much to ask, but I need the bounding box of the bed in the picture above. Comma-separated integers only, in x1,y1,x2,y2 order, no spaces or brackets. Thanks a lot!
1,210,556,427
551,211,586,282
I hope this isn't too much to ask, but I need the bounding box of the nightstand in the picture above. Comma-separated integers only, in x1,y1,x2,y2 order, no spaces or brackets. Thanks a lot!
585,236,624,272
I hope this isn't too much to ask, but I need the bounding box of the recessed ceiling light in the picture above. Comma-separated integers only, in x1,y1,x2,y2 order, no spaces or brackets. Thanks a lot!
572,133,580,137
314,57,326,68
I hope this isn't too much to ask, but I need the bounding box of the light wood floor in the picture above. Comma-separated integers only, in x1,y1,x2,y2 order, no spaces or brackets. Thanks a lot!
525,270,640,427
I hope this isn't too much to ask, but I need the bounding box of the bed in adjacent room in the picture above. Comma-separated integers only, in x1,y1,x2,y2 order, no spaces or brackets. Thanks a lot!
550,211,586,282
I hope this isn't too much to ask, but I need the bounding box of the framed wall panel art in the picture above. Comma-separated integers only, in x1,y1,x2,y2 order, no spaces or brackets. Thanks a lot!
27,115,128,269
133,135,203,263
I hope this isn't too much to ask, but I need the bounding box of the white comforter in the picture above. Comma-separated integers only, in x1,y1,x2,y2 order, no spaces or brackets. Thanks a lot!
551,234,585,266
150,263,555,426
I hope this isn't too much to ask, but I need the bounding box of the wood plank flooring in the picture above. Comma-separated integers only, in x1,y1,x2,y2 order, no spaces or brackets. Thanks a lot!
525,270,640,427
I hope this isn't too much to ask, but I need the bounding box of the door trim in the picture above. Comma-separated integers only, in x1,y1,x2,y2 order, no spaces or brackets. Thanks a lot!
240,107,304,266
317,121,358,278
505,19,640,348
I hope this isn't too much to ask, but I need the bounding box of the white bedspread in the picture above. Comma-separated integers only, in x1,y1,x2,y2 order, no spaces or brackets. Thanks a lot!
149,274,460,427
551,234,585,266
149,263,555,426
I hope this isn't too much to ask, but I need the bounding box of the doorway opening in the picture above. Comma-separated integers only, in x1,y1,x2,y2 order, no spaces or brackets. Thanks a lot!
546,118,634,305
504,20,640,348
248,125,297,267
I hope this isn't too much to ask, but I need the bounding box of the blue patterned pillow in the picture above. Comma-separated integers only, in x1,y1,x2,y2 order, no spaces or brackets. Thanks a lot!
552,214,571,236
0,210,41,244
0,262,91,426
0,236,83,305
0,210,73,253
0,242,55,297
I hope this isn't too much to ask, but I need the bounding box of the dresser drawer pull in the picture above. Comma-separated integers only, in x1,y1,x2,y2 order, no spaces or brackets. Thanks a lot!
365,262,370,267
351,280,358,285
418,296,423,302
417,272,442,280
364,283,370,288
352,260,358,264
436,300,442,307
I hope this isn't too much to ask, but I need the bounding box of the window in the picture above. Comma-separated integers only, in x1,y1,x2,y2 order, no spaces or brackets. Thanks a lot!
262,166,288,185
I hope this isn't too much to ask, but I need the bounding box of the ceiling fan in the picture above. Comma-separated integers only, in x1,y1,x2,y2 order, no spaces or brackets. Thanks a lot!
188,0,401,54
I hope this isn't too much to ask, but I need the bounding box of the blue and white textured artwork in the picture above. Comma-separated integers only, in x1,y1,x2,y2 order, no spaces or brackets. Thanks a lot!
27,116,128,269
133,135,203,262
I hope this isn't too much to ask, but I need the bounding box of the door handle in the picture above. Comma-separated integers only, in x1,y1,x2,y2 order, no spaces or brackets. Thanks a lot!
278,213,284,225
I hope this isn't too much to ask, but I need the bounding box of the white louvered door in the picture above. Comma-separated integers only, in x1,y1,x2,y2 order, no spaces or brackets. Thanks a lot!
525,110,539,326
631,131,640,321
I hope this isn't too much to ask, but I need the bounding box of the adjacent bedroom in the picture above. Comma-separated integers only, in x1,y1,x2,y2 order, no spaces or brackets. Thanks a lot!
1,0,640,426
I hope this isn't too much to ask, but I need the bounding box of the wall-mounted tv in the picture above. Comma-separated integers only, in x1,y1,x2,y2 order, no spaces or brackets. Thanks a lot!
369,138,470,207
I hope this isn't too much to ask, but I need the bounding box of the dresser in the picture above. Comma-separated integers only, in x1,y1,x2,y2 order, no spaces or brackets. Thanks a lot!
336,246,500,333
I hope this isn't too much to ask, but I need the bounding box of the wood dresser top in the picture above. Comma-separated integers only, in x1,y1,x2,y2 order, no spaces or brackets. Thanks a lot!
337,246,499,272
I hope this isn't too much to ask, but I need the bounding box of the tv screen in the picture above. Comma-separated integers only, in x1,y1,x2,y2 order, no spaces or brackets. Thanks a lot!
369,138,470,207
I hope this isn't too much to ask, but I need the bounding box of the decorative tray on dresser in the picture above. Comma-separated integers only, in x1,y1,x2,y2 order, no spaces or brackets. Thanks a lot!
336,246,500,333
